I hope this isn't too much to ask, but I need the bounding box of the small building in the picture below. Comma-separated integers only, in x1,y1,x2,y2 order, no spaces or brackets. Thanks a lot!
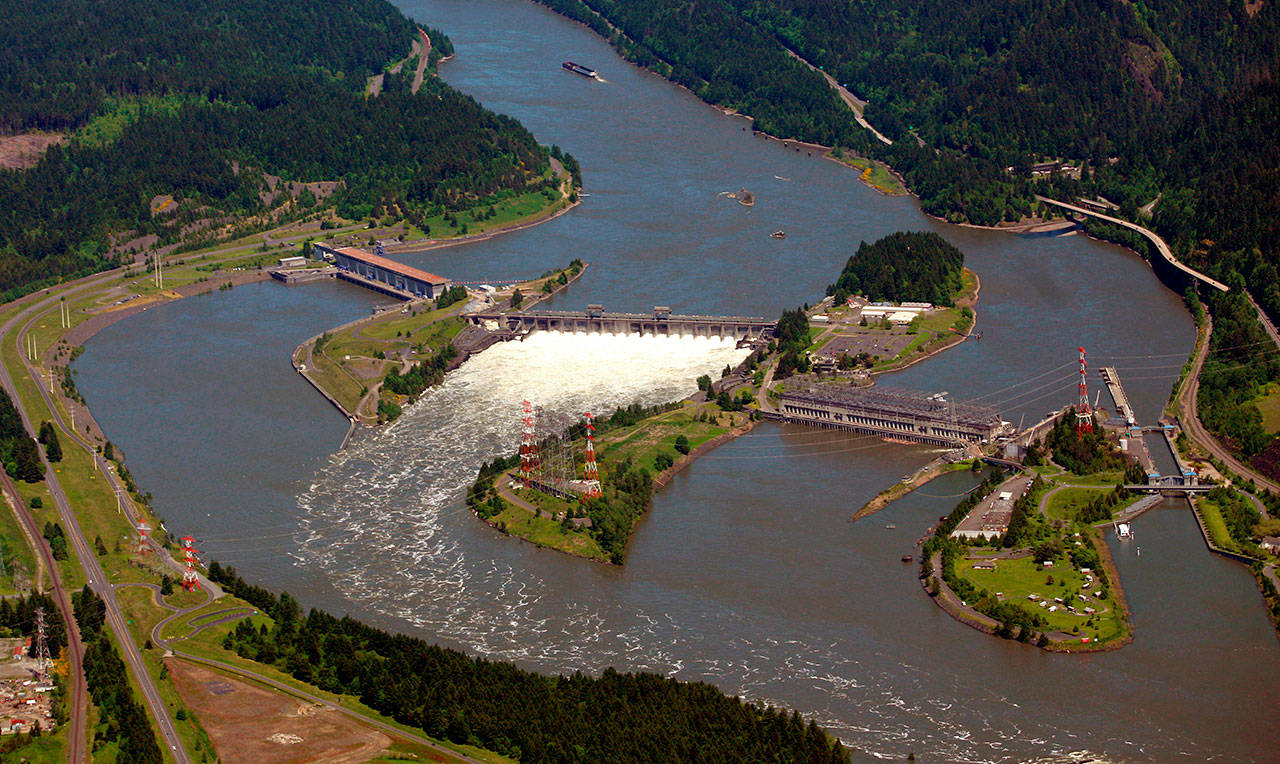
972,559,997,571
1261,537,1280,557
277,255,306,268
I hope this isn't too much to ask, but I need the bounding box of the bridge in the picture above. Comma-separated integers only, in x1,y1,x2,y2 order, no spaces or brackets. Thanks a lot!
1035,196,1229,293
1125,477,1212,494
465,305,775,340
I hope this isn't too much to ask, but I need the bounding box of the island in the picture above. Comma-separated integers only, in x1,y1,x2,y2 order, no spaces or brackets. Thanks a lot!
466,231,981,563
919,414,1146,651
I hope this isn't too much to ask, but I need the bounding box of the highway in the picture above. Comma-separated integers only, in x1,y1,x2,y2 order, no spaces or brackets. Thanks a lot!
1035,195,1229,293
0,277,191,761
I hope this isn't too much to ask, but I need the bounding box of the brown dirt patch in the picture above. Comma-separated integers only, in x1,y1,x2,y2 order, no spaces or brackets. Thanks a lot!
166,658,392,764
0,133,63,169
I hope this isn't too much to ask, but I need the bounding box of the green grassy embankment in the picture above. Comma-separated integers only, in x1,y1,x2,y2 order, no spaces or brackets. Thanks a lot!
482,403,749,563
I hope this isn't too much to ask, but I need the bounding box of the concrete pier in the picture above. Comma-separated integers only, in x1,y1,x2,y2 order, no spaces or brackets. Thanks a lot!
1100,367,1135,425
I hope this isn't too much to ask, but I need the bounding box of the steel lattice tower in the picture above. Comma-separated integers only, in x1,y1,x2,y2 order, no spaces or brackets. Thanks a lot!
135,522,151,557
180,536,201,591
519,400,539,488
33,607,51,682
582,412,602,501
1076,346,1093,435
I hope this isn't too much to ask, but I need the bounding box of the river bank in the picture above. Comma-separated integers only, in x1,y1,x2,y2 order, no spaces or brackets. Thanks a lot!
926,523,1135,654
472,403,754,564
292,260,589,428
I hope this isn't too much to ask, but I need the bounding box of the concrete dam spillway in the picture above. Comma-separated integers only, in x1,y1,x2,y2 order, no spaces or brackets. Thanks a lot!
466,304,774,342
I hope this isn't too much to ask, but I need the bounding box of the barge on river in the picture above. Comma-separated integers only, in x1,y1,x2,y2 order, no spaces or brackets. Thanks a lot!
562,61,598,78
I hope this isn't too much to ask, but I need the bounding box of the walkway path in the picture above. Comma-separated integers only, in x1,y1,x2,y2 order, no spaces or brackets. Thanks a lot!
1035,196,1229,293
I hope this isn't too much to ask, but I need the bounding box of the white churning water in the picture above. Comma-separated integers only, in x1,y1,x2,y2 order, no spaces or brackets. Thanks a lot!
295,330,748,646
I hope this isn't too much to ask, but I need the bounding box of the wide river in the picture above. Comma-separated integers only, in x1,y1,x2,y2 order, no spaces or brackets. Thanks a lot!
74,0,1280,760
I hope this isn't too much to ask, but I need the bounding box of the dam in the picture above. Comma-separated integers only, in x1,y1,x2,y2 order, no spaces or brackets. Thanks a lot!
465,304,775,340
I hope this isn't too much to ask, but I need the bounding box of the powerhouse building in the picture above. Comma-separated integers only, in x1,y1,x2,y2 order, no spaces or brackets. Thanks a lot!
778,384,1006,446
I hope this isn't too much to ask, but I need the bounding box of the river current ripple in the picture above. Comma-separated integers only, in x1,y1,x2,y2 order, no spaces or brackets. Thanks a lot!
296,332,749,659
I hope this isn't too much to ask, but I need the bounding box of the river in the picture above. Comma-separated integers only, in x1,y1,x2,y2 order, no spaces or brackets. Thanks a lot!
72,0,1280,760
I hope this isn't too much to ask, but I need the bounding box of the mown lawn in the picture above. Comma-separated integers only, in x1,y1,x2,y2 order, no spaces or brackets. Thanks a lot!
957,552,1125,642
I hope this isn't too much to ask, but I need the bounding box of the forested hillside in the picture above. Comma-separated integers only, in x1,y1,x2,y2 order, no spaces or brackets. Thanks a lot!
534,0,1280,478
0,0,549,298
537,0,1279,305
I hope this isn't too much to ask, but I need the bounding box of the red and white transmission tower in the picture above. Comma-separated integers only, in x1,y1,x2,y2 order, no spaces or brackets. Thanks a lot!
519,400,539,488
179,536,201,591
582,412,602,501
1076,346,1093,435
135,522,151,557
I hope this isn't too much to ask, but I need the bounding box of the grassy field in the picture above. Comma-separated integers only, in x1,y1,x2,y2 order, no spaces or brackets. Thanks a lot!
1045,486,1108,521
488,496,608,563
832,152,906,195
1195,497,1240,553
958,552,1126,642
1255,383,1280,434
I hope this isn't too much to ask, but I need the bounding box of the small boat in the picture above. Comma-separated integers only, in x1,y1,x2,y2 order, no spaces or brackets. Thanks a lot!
770,230,786,239
885,524,897,530
901,554,913,563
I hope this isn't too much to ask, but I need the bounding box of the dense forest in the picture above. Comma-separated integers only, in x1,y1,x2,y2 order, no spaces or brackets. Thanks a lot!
1196,287,1280,474
73,586,163,763
0,0,552,298
209,562,849,763
0,386,43,482
828,231,964,307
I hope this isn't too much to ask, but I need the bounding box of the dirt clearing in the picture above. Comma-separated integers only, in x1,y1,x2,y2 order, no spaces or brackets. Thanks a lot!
167,658,394,764
0,133,63,169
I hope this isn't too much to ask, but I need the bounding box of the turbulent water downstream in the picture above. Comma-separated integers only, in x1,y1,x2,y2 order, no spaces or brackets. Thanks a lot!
70,0,1280,760
295,332,748,656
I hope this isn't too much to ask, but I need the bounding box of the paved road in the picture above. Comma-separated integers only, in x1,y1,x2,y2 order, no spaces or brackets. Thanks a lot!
1176,315,1280,494
1246,290,1280,354
1035,196,1229,293
780,47,893,146
0,274,192,761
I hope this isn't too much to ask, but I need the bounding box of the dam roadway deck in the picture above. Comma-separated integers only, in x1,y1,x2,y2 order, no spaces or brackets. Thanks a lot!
465,305,774,340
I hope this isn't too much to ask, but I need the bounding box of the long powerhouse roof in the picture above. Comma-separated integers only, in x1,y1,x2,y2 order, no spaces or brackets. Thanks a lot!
334,247,448,285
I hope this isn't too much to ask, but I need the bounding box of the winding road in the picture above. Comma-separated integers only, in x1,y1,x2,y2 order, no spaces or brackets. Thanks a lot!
1035,196,1229,293
1175,315,1280,494
0,274,192,762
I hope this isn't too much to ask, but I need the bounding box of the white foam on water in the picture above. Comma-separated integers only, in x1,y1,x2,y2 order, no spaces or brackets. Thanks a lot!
288,329,1150,763
296,329,748,641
